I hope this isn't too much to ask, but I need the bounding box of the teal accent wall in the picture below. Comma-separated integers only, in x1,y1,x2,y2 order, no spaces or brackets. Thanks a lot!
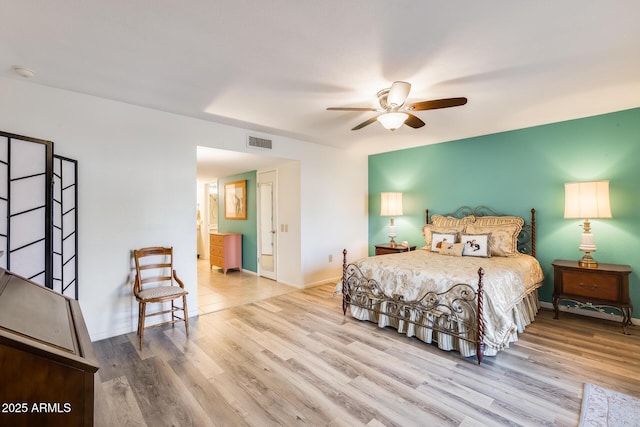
369,107,640,315
218,171,257,273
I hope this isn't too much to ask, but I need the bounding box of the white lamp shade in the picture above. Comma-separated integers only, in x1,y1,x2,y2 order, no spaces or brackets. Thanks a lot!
377,113,408,131
380,192,403,216
564,181,612,219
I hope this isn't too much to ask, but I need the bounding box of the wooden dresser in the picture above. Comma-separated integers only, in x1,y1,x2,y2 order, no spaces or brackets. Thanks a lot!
0,268,99,426
210,232,242,274
552,259,633,333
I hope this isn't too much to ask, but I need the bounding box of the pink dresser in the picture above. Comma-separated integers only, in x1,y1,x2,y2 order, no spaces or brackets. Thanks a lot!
209,233,242,274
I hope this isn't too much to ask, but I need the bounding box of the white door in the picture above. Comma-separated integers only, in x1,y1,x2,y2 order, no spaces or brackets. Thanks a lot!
258,170,277,280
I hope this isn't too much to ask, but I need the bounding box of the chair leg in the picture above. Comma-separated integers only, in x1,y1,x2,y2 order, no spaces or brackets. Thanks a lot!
139,302,146,350
183,295,189,337
171,300,176,328
137,301,143,336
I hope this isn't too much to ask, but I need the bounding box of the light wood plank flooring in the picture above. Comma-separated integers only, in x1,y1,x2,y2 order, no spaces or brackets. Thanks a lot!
197,259,299,314
94,283,640,426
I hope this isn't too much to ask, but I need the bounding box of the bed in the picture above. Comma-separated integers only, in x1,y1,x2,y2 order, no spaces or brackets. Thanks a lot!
339,206,544,364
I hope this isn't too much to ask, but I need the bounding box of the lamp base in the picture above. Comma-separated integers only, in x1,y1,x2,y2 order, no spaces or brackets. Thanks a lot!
388,237,397,248
578,253,598,268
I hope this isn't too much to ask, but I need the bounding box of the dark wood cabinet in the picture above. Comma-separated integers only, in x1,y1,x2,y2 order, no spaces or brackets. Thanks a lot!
375,244,416,255
552,259,633,333
0,269,99,426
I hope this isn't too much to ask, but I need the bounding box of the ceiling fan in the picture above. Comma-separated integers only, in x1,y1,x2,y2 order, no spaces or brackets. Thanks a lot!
327,81,467,131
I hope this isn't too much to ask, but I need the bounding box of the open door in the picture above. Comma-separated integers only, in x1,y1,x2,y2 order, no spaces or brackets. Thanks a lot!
257,170,277,280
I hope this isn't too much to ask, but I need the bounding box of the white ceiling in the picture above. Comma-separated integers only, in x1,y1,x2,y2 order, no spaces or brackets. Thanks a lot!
196,146,294,183
2,1,640,177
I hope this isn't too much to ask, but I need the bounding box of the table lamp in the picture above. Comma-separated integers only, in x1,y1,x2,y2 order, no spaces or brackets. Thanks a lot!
564,180,612,268
380,192,403,247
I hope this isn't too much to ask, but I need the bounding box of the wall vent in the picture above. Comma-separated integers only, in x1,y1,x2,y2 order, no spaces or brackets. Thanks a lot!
247,135,273,150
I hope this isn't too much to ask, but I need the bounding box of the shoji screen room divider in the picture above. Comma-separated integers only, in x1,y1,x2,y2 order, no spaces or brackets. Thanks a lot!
0,131,78,299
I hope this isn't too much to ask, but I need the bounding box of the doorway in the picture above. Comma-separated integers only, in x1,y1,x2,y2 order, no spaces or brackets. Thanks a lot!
257,169,277,280
196,146,296,315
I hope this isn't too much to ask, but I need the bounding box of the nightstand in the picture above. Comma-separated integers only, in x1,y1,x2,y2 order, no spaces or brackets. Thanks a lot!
552,259,633,334
375,244,416,255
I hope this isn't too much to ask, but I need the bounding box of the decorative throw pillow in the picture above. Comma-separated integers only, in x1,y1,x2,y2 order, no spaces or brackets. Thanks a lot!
422,224,464,249
461,234,491,257
439,242,464,257
431,232,458,252
473,215,524,228
465,223,521,257
431,214,476,228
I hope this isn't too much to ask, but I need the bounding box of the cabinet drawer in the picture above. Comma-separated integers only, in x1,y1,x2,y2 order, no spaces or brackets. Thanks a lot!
376,247,401,255
210,234,224,246
562,271,619,301
210,256,224,268
210,246,224,258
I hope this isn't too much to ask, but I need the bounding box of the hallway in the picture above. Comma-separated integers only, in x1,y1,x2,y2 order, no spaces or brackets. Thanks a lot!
197,259,299,315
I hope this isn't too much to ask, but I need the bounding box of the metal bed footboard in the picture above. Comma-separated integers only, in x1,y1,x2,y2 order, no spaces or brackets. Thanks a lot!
341,249,486,364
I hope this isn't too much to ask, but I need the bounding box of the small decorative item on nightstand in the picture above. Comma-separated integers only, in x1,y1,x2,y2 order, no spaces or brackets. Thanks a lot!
552,259,633,334
375,243,416,256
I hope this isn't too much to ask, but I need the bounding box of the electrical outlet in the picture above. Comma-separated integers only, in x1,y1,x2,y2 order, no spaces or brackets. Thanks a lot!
328,254,333,262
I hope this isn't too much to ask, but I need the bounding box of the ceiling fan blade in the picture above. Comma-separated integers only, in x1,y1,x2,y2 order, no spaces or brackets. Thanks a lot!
408,97,468,111
326,107,378,112
404,113,425,129
351,116,379,131
387,81,411,107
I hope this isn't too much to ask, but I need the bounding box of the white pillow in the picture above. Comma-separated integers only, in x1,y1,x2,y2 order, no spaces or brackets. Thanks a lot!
431,233,457,252
461,234,491,257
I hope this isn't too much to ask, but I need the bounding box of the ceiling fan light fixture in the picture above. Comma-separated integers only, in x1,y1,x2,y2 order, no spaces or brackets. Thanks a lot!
377,112,408,131
386,81,411,107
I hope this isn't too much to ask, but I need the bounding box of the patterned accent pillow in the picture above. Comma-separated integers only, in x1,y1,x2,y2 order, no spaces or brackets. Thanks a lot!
431,233,457,252
422,224,464,249
473,215,524,228
439,242,464,257
461,234,491,257
465,223,521,257
431,214,476,228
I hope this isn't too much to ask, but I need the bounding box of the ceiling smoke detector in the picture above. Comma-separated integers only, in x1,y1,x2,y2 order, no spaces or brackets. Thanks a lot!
12,66,36,78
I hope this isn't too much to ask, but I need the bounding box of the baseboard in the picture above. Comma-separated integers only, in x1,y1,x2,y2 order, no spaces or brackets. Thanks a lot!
539,301,639,326
302,276,341,289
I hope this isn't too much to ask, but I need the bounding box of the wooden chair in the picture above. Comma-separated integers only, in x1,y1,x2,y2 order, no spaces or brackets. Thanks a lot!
132,246,189,350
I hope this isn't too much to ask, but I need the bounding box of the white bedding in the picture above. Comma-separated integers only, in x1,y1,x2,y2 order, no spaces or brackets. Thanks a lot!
344,248,544,357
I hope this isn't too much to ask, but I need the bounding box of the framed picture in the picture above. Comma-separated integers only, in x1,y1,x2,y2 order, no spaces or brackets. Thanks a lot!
224,180,247,220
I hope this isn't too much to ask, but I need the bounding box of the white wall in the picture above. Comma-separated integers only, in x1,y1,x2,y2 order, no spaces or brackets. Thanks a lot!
276,161,302,287
299,144,369,286
0,77,368,341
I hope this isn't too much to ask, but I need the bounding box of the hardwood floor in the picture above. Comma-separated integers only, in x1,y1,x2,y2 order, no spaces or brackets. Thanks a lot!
197,259,299,314
93,283,640,426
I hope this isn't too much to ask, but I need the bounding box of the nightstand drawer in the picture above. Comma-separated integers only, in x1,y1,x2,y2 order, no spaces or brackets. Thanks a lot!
374,244,416,256
561,271,619,301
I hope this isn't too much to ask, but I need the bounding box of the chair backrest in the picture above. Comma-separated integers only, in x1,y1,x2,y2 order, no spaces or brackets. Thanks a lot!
133,247,175,295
